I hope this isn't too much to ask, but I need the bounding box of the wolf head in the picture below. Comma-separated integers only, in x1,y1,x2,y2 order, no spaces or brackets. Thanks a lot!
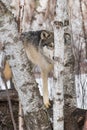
20,30,54,48
20,30,54,61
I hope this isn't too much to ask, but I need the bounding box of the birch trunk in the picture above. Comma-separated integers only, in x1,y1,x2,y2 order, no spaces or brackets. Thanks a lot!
0,1,52,130
53,0,68,129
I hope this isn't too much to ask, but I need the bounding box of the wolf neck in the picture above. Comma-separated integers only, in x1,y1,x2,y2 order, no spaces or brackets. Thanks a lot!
39,47,54,65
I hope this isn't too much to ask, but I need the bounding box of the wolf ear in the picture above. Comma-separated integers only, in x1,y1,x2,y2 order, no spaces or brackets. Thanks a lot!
41,31,49,40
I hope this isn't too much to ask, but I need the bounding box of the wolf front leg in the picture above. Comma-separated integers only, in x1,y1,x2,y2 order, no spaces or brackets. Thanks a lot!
41,70,50,108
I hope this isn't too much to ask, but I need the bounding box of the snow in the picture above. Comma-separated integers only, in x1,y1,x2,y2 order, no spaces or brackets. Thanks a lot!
0,76,11,90
36,77,53,100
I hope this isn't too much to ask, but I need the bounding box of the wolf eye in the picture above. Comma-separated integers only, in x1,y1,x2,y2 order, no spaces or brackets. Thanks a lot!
47,43,54,50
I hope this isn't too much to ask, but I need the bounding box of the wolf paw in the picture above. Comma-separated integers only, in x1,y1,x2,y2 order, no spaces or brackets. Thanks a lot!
44,99,51,108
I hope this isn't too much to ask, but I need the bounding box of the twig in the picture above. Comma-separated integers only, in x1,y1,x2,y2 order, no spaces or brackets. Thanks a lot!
4,79,17,130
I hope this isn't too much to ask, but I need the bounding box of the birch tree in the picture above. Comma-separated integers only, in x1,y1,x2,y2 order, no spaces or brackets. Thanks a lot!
0,1,53,130
53,0,67,129
68,0,87,110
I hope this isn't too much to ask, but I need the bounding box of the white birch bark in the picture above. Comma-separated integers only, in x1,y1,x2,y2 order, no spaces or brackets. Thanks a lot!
53,0,68,129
